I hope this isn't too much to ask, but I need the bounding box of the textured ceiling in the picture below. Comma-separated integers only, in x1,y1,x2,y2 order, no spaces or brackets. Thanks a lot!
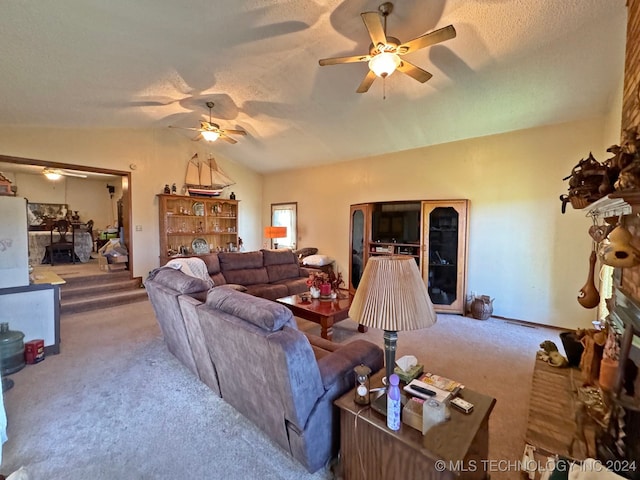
0,0,627,173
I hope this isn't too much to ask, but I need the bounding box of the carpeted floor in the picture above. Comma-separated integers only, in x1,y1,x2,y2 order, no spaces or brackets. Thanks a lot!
1,299,564,479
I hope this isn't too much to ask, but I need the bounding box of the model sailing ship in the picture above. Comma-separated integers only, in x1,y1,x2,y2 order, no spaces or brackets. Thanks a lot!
185,153,234,197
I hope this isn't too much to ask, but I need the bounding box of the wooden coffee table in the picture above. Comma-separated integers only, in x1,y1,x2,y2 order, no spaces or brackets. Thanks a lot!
276,290,367,341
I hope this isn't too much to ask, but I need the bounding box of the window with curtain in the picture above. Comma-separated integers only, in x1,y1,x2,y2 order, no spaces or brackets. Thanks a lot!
271,202,297,250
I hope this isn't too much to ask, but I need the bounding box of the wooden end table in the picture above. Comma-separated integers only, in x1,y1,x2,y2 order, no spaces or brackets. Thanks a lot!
335,370,496,480
275,290,367,340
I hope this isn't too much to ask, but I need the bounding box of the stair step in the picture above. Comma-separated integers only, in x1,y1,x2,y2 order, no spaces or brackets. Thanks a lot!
61,289,149,315
60,270,131,288
61,278,142,300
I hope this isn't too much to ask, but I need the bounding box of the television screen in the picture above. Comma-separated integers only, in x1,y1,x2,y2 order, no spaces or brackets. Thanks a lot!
371,202,421,244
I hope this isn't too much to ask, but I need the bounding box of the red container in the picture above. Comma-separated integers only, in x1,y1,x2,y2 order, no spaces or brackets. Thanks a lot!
320,283,332,297
24,339,45,364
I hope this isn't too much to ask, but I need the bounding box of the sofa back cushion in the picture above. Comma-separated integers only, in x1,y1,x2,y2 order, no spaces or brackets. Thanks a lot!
206,287,295,331
218,251,263,269
262,249,297,266
218,251,269,285
262,249,302,283
266,263,302,283
199,253,226,286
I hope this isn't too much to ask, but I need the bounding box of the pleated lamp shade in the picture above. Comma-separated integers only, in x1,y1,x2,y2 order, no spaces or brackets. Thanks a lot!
349,256,437,331
349,256,437,383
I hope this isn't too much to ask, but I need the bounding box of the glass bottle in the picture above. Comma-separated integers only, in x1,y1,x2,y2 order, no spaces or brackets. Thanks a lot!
0,322,26,376
387,373,401,431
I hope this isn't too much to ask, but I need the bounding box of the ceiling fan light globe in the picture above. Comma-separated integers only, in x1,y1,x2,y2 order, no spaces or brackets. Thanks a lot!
369,52,400,78
43,169,62,181
201,130,220,142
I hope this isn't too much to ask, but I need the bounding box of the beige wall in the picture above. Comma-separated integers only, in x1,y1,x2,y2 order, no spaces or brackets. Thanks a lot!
0,115,623,329
3,171,118,230
263,117,619,329
0,127,263,279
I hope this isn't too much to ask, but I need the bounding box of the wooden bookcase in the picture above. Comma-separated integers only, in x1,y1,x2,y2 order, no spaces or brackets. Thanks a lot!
157,194,238,266
349,200,469,314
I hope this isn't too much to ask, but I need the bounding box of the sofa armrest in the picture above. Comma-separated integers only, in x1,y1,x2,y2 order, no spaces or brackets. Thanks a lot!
299,266,314,277
304,333,341,353
316,340,383,390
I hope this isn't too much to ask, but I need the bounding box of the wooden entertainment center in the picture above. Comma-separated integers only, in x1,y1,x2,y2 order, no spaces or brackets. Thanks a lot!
349,200,469,314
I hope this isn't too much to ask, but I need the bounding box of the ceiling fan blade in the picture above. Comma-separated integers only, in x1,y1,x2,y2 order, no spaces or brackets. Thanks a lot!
191,133,202,142
319,54,371,66
169,125,201,132
361,11,387,50
397,60,433,83
397,25,456,54
222,129,247,136
356,70,377,93
61,171,88,178
219,134,237,144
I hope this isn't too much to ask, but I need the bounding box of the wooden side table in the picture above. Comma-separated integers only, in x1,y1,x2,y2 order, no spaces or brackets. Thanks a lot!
335,370,496,480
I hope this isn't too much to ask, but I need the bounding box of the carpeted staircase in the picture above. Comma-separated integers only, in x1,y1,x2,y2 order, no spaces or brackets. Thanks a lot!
60,269,148,314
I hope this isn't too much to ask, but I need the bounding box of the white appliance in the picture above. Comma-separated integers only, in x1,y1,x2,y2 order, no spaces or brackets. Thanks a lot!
0,196,29,288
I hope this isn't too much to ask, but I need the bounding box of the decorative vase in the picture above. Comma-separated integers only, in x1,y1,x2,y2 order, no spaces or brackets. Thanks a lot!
470,296,494,320
320,283,332,297
310,286,321,299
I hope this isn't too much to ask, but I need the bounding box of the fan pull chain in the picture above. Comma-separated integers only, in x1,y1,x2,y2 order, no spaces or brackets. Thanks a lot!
383,77,387,100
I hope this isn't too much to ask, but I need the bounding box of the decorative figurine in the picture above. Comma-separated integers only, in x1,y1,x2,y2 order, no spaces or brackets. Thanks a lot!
230,191,236,200
163,184,171,194
171,183,177,194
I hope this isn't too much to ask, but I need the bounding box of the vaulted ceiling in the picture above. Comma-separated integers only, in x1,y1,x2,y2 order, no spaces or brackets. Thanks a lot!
0,1,627,173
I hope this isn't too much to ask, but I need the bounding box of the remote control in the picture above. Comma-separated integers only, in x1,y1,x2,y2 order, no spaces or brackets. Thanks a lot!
409,385,436,396
450,397,474,414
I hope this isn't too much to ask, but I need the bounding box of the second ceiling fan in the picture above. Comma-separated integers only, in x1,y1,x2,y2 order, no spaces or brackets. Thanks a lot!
170,102,246,144
319,2,456,93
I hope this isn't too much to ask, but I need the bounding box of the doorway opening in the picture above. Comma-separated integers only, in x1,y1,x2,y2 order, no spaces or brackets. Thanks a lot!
0,154,133,274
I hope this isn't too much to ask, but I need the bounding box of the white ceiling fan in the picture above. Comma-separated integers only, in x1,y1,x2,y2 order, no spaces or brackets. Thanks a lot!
43,168,88,180
169,102,247,144
319,2,456,93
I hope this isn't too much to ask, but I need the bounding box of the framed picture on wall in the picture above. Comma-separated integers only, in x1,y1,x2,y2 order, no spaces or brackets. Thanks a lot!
27,203,68,229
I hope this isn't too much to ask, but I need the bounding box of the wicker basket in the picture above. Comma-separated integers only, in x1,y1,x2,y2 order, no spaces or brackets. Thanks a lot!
569,194,590,209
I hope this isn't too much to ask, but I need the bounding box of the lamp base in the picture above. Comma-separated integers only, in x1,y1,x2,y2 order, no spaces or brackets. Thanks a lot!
383,329,398,386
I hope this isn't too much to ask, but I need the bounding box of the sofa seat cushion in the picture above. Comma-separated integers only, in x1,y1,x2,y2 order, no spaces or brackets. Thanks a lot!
146,267,211,294
206,286,295,331
244,283,289,301
274,277,309,296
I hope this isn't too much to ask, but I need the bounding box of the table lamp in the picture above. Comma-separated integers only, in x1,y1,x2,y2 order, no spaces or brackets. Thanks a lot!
349,256,437,383
264,226,287,249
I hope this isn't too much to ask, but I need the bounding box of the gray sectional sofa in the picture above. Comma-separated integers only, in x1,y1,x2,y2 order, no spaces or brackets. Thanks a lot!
194,249,311,300
144,266,384,473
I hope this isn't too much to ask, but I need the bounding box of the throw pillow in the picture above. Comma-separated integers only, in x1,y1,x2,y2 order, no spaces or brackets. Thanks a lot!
302,254,333,267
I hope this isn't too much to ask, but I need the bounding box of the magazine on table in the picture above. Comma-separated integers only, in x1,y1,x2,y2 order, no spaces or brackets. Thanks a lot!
419,372,464,395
